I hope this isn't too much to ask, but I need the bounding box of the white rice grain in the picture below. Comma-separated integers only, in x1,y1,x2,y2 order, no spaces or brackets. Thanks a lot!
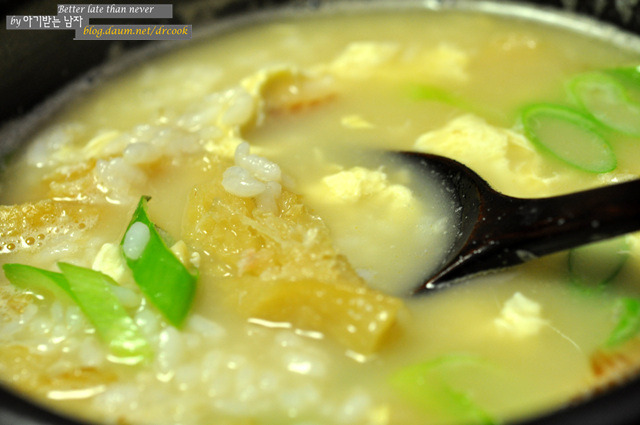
220,87,254,127
201,349,225,382
29,315,52,335
278,384,320,416
336,390,373,424
78,337,105,367
235,367,259,402
207,368,232,398
50,300,65,323
256,181,282,213
222,165,266,197
156,326,184,373
20,303,39,325
94,157,147,201
135,307,161,342
26,123,85,168
123,142,162,165
50,323,68,344
237,154,281,182
174,363,200,391
234,142,281,182
110,285,142,309
178,106,220,132
257,370,281,393
94,383,140,412
283,351,326,378
198,125,224,142
122,222,150,261
65,304,86,334
187,315,227,342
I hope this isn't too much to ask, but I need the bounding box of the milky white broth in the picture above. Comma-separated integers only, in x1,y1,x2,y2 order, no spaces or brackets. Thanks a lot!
2,4,640,425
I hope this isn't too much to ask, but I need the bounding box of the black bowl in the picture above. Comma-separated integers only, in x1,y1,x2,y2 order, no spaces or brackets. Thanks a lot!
2,1,640,424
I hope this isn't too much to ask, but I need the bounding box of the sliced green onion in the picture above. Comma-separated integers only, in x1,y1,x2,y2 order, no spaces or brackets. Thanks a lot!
605,297,640,348
390,355,497,425
520,103,616,173
605,66,640,104
439,385,495,425
409,85,467,107
3,263,151,364
568,236,629,293
3,263,74,302
57,262,151,364
568,72,640,136
121,196,197,327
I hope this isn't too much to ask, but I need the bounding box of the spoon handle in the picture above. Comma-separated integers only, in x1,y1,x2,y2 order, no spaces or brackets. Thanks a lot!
494,179,640,257
425,179,640,290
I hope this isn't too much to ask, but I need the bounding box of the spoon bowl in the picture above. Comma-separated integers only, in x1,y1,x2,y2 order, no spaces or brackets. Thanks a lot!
398,151,640,295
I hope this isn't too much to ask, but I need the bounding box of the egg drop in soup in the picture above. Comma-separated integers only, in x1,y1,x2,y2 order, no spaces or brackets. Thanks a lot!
2,3,640,425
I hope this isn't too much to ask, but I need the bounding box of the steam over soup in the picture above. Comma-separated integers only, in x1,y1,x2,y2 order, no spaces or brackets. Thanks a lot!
3,3,640,425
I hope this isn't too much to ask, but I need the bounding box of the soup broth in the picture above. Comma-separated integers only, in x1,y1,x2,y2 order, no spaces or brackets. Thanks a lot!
2,3,640,425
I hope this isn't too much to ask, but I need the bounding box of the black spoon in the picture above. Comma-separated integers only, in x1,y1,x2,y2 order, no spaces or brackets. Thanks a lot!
398,151,640,295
